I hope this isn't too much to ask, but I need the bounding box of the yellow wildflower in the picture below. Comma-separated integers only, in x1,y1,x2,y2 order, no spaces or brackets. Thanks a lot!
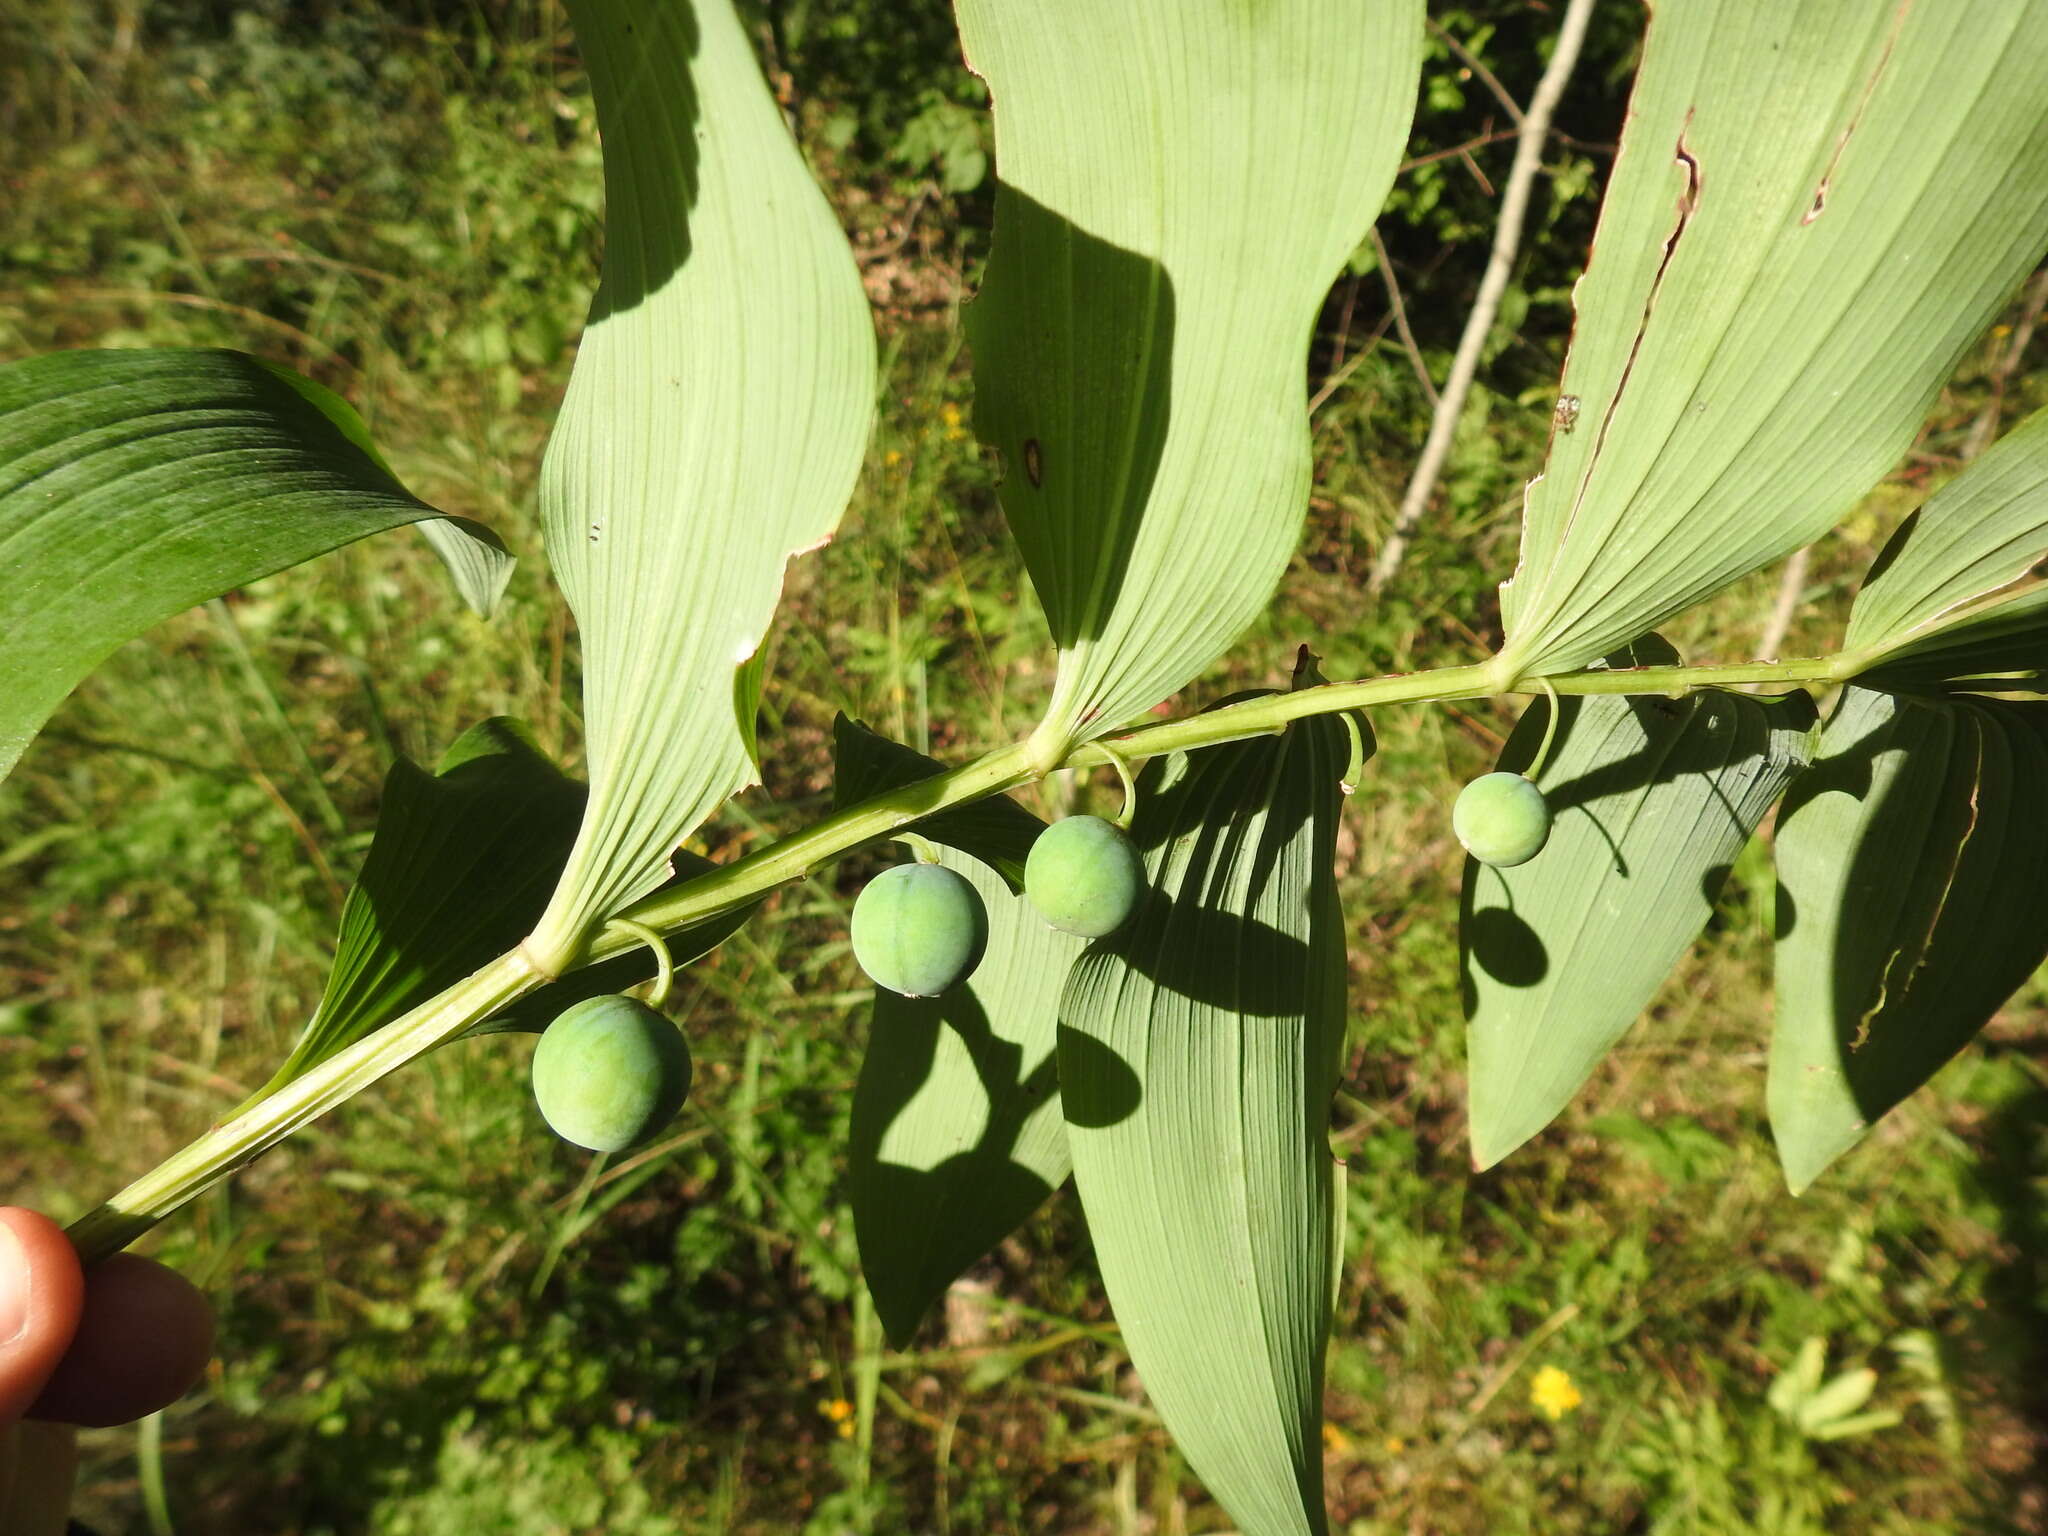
939,401,966,440
882,448,903,468
819,1397,855,1437
1528,1365,1583,1421
1321,1423,1353,1455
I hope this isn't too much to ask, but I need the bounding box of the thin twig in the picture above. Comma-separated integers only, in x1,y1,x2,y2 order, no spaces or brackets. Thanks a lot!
1369,0,1601,594
1755,546,1811,665
1398,128,1521,174
1306,310,1396,415
1962,266,2048,460
1369,228,1438,408
1461,1303,1581,1422
1429,17,1524,125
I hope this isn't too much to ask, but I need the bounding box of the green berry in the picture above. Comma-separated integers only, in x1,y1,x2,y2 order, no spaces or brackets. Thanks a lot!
1025,815,1145,938
530,995,692,1153
1453,772,1552,868
851,862,988,997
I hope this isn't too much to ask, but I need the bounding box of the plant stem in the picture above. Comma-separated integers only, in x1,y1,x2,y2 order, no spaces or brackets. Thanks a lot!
68,949,542,1261
63,648,1846,1259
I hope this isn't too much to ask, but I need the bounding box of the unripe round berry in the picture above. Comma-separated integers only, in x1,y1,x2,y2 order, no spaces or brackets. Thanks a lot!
1024,815,1145,938
851,862,988,997
530,995,692,1153
1453,772,1552,868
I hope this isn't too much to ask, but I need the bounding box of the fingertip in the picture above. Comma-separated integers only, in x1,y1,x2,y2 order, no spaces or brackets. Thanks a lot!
30,1255,214,1428
0,1208,87,1426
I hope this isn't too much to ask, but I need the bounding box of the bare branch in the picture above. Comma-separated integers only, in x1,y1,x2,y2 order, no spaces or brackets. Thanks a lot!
1428,17,1524,126
1369,228,1439,408
1369,0,1601,595
1755,546,1812,665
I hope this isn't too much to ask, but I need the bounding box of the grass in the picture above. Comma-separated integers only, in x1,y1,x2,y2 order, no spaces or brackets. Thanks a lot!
4,3,2046,1532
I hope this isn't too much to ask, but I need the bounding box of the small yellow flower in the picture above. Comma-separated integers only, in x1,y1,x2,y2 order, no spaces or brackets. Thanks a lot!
1321,1423,1353,1455
1382,1436,1406,1455
882,448,903,468
939,401,966,441
1528,1365,1583,1421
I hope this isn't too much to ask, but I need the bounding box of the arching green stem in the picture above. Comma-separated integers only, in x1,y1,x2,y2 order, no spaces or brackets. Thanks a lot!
1524,677,1563,782
1096,741,1140,830
63,647,1852,1262
609,917,675,1009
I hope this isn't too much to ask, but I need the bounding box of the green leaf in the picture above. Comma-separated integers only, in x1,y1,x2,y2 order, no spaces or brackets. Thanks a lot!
0,347,510,782
959,0,1423,747
849,845,1087,1346
830,714,1045,890
1769,687,2048,1193
1060,708,1366,1536
526,0,876,967
1499,1,2048,678
1842,405,2048,691
1463,642,1817,1169
268,719,585,1091
273,717,754,1080
413,516,517,620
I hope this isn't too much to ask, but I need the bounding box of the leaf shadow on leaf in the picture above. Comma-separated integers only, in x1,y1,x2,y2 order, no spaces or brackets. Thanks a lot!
1464,684,1814,998
1465,905,1549,990
1773,706,1905,1115
1772,879,1801,941
1096,743,1316,1015
850,984,1067,1344
1789,699,2048,1133
1516,695,1715,813
1055,1026,1142,1129
583,0,702,321
969,182,1174,650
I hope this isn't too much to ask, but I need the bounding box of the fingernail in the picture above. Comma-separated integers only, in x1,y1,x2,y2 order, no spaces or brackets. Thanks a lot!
0,1215,28,1345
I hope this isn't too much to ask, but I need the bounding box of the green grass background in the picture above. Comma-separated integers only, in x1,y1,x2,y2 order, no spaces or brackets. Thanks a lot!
2,2,2045,1531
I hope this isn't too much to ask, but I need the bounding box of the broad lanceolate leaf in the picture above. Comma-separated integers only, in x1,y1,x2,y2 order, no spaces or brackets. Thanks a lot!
1061,709,1368,1536
1498,1,2048,679
1770,688,2048,1193
959,0,1422,747
830,713,1045,890
1464,642,1816,1170
266,719,585,1092
850,846,1086,1346
526,0,875,968
1842,405,2048,692
834,717,1077,1341
273,718,754,1084
0,348,510,782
